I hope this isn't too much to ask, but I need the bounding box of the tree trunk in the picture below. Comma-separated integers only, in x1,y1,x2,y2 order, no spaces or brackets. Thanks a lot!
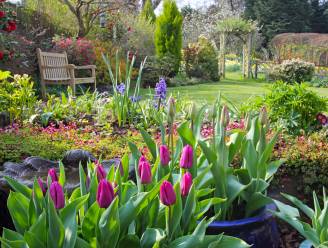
219,33,226,79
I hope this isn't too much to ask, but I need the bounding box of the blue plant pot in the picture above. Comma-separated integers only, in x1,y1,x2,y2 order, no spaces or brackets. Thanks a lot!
206,204,279,248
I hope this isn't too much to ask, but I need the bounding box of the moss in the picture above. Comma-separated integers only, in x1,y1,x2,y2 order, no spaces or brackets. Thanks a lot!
0,127,143,164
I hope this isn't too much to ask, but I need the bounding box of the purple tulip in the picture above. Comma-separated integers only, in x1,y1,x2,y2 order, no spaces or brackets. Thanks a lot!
48,168,58,183
97,179,115,208
180,172,193,197
160,180,176,206
96,165,107,181
49,182,65,209
160,145,170,166
139,155,147,164
138,160,152,184
37,177,47,196
180,145,193,169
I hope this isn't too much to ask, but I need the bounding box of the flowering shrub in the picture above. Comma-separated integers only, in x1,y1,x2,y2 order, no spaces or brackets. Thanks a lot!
0,0,17,62
52,36,96,65
269,59,315,83
183,36,219,81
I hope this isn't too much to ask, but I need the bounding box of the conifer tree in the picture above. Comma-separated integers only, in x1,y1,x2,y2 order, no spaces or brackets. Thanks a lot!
154,0,183,73
141,0,156,23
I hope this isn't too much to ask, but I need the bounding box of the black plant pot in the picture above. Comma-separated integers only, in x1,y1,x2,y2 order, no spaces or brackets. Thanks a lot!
206,204,279,248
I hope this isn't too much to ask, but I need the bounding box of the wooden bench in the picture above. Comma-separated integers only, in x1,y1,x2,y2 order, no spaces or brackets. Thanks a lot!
37,48,96,99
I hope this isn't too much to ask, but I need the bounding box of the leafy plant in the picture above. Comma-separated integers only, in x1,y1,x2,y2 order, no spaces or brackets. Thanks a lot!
269,59,315,84
241,81,327,134
0,71,37,123
273,188,328,248
102,51,146,127
1,154,250,247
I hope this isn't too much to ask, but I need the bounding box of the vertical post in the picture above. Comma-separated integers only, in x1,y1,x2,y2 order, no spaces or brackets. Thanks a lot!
243,32,252,79
219,32,226,79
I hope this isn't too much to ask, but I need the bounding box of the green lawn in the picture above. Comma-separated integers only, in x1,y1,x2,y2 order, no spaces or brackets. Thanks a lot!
141,72,328,106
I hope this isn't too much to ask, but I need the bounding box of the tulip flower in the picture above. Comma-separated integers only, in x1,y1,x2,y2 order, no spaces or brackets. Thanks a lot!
97,179,115,208
49,182,65,209
260,106,268,125
180,172,193,197
37,177,47,196
160,180,176,206
160,145,170,166
96,164,106,181
138,160,152,184
180,145,193,169
139,155,147,164
220,105,229,127
48,168,58,182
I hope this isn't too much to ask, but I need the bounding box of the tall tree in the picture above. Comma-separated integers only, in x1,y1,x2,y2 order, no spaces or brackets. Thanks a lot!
58,0,138,37
140,0,156,23
154,0,183,73
252,0,312,43
310,0,328,33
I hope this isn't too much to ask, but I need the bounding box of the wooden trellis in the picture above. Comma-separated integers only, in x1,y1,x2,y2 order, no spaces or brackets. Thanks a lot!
217,18,257,79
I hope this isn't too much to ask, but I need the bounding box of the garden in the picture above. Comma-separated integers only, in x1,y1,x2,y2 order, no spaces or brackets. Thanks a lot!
1,0,328,247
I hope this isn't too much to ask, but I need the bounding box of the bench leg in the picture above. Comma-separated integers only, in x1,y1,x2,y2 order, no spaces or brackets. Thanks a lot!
41,81,47,100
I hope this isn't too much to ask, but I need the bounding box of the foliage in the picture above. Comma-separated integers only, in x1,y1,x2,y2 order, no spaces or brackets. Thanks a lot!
140,0,156,23
311,75,328,88
1,152,250,248
246,0,312,42
275,132,328,198
102,51,146,127
273,188,328,248
217,17,256,35
154,0,183,73
0,71,37,123
183,36,219,81
225,60,241,72
269,59,315,84
52,36,96,66
0,0,17,62
142,55,177,87
241,81,327,134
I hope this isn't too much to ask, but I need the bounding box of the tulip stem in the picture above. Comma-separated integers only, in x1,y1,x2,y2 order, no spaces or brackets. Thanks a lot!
166,206,172,240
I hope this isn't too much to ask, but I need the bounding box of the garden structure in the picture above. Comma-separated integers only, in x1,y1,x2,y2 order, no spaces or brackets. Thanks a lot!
217,18,257,79
37,48,97,99
2,0,328,247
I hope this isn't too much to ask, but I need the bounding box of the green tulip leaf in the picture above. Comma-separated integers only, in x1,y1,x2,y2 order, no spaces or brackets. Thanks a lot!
7,191,30,234
5,176,32,199
97,197,120,248
140,228,166,248
82,202,101,240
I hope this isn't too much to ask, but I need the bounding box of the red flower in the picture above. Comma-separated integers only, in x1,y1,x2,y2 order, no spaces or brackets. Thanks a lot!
8,20,17,31
0,51,3,60
0,11,5,18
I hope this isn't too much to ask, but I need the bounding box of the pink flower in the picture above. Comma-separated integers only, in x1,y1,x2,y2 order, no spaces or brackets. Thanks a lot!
160,180,176,206
180,145,193,169
180,172,192,197
97,179,115,208
50,182,65,209
48,168,58,183
159,145,170,166
138,158,152,184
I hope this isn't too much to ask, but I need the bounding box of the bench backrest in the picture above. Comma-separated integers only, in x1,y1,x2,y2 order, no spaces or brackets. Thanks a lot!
37,48,70,81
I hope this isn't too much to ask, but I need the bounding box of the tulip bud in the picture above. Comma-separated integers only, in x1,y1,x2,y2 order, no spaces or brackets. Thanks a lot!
160,180,176,206
220,105,229,127
159,145,170,166
180,172,192,197
37,177,47,196
139,155,147,164
138,160,152,184
49,182,65,209
48,168,58,183
96,179,115,208
260,106,268,125
190,102,197,121
180,145,193,169
96,165,107,181
167,97,176,124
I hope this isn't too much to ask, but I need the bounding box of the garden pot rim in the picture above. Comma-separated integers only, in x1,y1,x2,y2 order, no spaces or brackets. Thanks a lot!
208,203,276,228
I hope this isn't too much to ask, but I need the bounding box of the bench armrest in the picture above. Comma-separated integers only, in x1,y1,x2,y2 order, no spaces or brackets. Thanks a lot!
74,65,96,70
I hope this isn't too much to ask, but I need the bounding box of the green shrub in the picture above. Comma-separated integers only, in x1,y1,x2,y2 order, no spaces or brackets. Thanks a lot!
310,75,328,88
142,55,177,87
275,131,328,200
140,0,156,23
154,0,183,73
241,81,327,134
0,71,37,123
183,36,219,81
269,59,315,83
